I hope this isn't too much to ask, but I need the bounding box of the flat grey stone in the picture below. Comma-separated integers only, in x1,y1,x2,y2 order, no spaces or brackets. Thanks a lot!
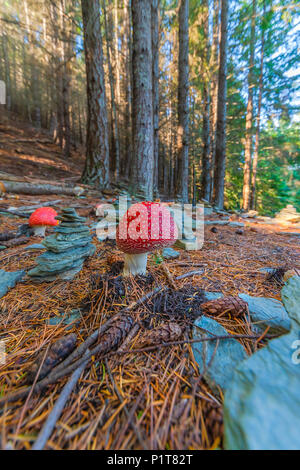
162,247,180,259
228,222,245,228
175,238,198,251
224,277,300,450
281,276,300,326
24,243,45,251
0,269,26,298
241,210,258,218
224,328,300,450
48,309,81,328
192,316,247,392
204,207,214,216
28,208,95,282
280,232,300,238
259,267,275,274
28,245,95,275
43,233,92,253
239,294,291,334
204,220,230,226
275,205,300,224
204,219,245,228
203,291,291,334
203,292,223,302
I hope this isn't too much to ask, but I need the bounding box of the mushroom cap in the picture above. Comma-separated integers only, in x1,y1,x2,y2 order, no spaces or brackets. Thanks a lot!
28,207,59,227
116,201,178,254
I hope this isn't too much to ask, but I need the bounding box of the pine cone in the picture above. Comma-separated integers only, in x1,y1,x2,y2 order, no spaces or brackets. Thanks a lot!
96,315,134,355
201,296,248,318
27,333,77,383
137,322,183,348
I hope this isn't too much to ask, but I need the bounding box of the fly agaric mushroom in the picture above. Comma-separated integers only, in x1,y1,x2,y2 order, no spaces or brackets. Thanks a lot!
28,207,59,237
116,201,178,276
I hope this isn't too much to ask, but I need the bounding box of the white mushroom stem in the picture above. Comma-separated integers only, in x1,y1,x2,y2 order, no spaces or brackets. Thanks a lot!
33,225,46,237
123,253,148,276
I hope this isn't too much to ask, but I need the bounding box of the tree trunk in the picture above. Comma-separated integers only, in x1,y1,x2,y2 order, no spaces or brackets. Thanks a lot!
81,0,110,188
176,0,190,203
1,181,84,197
24,0,41,128
250,2,265,210
200,0,211,201
123,0,133,180
60,0,72,158
103,0,120,180
131,0,154,200
242,0,256,211
209,0,220,199
1,30,11,111
212,0,228,209
152,0,160,198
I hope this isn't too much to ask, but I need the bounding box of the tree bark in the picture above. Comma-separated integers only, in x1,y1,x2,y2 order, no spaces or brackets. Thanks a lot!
151,0,159,197
123,0,133,180
152,0,160,198
1,29,11,111
212,0,228,209
81,0,110,188
242,0,256,211
24,0,41,128
131,0,154,200
200,0,211,201
60,0,72,158
209,0,220,199
103,0,120,180
176,0,190,203
250,2,265,210
1,181,84,196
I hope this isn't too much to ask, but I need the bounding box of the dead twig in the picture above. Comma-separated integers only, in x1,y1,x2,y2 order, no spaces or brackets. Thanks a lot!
32,351,89,450
0,270,207,405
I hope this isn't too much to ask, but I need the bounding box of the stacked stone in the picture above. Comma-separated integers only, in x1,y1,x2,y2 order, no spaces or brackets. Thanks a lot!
28,208,96,282
275,205,300,224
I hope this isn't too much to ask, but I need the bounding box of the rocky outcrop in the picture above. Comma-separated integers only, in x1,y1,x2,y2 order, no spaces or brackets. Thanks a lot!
28,208,95,282
275,205,300,224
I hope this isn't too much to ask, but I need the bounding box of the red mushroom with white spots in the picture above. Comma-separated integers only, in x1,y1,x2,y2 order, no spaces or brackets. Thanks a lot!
116,201,178,276
28,207,59,237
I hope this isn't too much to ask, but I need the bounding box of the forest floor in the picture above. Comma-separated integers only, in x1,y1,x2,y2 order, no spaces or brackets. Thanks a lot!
0,111,299,450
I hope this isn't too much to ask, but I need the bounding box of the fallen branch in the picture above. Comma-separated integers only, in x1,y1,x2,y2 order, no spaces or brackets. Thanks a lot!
0,200,62,215
0,230,18,242
0,332,269,405
1,181,84,197
2,237,30,248
0,316,134,404
32,352,89,450
0,270,204,404
116,333,272,355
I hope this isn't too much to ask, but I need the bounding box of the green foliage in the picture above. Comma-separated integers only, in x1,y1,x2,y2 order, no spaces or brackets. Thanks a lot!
223,0,300,214
255,122,300,215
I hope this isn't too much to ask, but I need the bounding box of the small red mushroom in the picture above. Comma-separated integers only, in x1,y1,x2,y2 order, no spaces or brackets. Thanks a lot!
116,201,178,276
28,207,59,237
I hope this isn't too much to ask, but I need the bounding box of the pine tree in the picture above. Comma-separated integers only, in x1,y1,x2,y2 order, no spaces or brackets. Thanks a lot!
131,0,154,200
81,0,110,188
176,0,190,203
212,0,228,209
